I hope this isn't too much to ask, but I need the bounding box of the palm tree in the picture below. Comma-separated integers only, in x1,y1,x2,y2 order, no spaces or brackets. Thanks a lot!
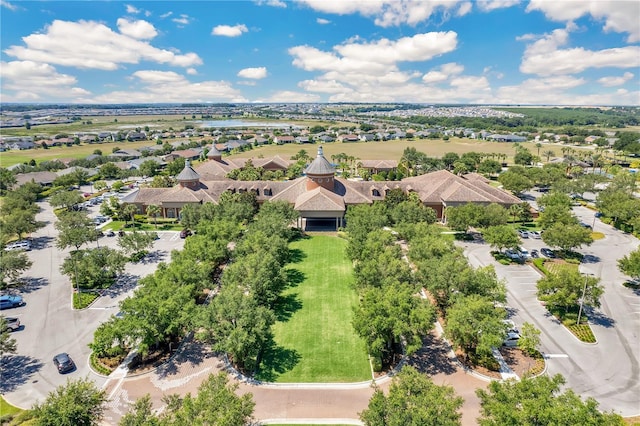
543,149,555,162
146,204,161,229
535,142,542,157
123,204,138,229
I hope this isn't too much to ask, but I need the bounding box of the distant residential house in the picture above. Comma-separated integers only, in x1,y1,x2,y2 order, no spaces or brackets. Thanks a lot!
128,156,167,170
110,149,142,159
360,159,398,174
488,134,527,142
126,131,147,141
295,136,311,144
98,132,113,141
163,149,201,162
56,166,98,178
8,140,35,150
317,135,335,143
359,134,375,142
338,134,359,143
274,135,295,144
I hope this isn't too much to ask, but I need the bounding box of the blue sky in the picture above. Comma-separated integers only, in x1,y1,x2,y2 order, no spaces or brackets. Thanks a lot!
1,0,639,105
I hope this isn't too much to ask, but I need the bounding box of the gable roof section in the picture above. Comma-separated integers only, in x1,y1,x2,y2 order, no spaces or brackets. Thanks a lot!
294,187,345,211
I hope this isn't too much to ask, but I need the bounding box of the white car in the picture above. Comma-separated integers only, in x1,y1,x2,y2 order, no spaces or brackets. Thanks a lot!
529,231,542,239
503,331,521,347
4,241,31,251
518,247,530,259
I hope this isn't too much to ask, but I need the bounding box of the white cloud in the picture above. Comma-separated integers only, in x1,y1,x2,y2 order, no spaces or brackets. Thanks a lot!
3,19,202,70
289,32,459,103
116,18,158,40
160,11,173,19
477,0,520,12
186,67,198,75
298,79,350,94
1,0,19,11
297,0,466,27
519,25,640,76
172,15,192,26
258,90,321,103
84,71,247,103
456,2,472,16
212,24,248,37
494,75,640,105
132,70,184,83
422,62,464,83
256,0,287,8
0,60,90,101
237,67,267,79
125,4,140,14
316,18,331,24
527,0,640,43
598,72,634,87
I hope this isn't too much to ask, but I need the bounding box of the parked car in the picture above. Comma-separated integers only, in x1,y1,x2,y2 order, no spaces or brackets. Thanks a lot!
503,331,521,347
502,319,519,334
2,316,20,331
595,212,603,218
580,222,593,229
0,294,25,310
531,249,539,258
105,230,115,237
529,231,542,239
518,230,529,239
53,353,75,374
505,249,523,263
518,247,530,259
180,229,192,239
540,247,556,258
4,240,31,251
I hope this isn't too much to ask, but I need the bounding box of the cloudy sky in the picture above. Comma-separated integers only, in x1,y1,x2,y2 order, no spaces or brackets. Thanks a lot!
1,0,639,105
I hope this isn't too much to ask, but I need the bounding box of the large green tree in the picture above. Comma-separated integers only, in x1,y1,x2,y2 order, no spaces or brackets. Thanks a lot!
445,294,507,363
541,223,593,252
0,317,18,358
476,374,623,426
33,378,107,426
537,268,603,314
483,225,520,253
360,365,463,426
618,247,640,281
50,190,84,212
0,250,33,289
198,285,274,373
352,283,434,362
158,373,255,425
56,211,99,251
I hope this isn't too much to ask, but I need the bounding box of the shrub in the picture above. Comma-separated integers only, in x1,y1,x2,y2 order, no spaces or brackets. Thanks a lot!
371,356,383,372
73,291,98,309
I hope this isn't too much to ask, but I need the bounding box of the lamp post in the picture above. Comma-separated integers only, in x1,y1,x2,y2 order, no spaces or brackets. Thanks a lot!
577,273,592,325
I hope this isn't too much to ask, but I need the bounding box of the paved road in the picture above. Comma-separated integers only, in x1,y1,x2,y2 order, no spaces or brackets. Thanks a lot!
461,206,640,417
1,201,184,408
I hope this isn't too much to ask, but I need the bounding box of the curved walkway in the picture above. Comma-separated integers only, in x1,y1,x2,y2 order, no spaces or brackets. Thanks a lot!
101,332,489,426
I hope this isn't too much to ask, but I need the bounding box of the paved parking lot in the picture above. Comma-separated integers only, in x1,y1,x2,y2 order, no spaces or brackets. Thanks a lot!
460,205,640,417
1,200,185,409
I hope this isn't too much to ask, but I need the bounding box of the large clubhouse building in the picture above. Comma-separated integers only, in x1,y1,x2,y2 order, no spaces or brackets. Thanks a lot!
123,147,522,230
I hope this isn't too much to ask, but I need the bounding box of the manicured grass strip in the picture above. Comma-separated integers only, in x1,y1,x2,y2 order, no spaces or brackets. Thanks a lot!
545,261,579,274
0,396,22,417
257,235,371,383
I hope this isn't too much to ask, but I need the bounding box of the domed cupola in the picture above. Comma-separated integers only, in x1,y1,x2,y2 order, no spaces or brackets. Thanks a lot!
176,159,200,189
305,146,335,191
207,145,222,162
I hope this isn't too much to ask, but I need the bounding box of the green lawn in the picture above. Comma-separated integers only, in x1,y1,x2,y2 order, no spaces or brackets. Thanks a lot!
256,235,371,383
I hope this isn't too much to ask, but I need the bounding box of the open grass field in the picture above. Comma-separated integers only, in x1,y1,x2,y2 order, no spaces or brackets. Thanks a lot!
228,138,559,162
0,140,157,167
256,235,371,383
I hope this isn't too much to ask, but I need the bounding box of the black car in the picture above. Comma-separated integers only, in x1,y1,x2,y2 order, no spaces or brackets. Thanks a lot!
53,353,75,374
180,229,192,239
530,249,539,258
540,248,556,258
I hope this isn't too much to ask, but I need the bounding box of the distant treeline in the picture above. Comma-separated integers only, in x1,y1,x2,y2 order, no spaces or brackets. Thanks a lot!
393,107,639,130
